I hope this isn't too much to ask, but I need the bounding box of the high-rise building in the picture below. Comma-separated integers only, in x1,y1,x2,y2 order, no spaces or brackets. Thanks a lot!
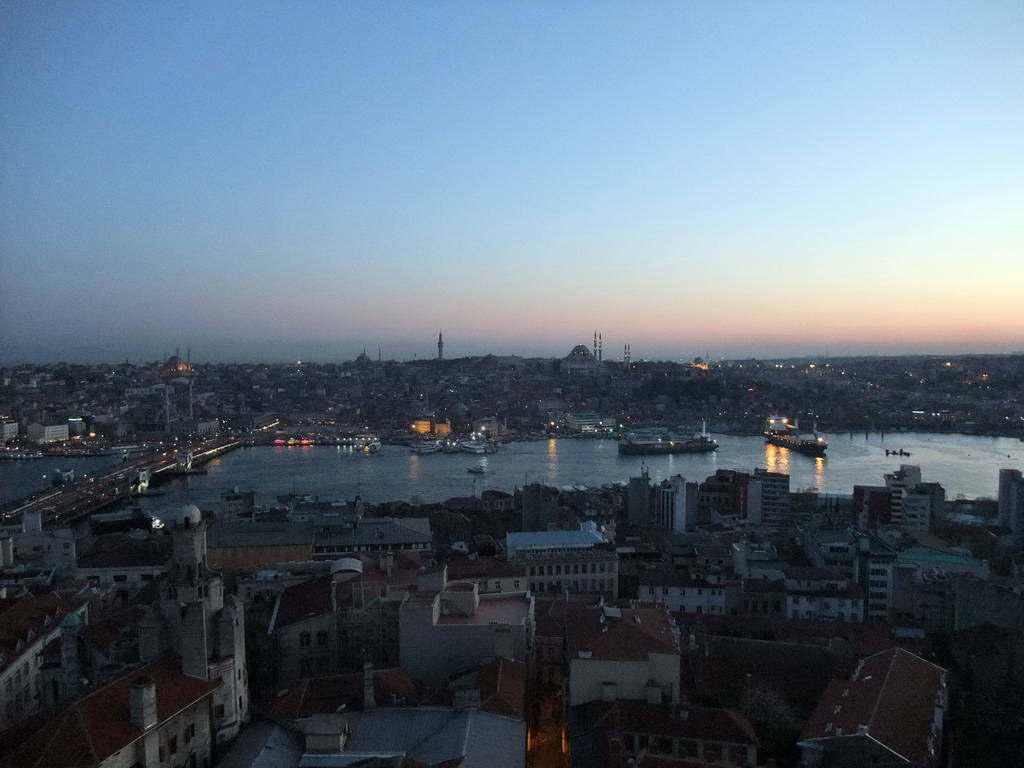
999,469,1024,547
884,464,922,526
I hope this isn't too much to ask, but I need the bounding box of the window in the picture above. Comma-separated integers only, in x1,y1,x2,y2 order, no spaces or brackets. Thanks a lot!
317,631,328,647
184,723,196,743
299,632,311,648
168,736,178,755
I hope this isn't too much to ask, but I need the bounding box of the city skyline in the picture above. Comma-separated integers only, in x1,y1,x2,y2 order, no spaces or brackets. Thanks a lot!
2,2,1022,365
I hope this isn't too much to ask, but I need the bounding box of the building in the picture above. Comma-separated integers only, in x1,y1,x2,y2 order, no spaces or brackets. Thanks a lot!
507,523,618,597
26,422,69,444
800,526,897,621
884,465,922,527
750,468,792,526
562,343,597,375
139,503,249,744
783,567,866,622
2,653,220,768
1,420,17,444
268,551,424,681
637,568,727,615
799,648,947,768
627,470,653,527
312,512,432,558
697,469,750,520
207,520,316,572
296,708,526,768
76,530,172,597
569,700,759,767
564,601,681,707
999,468,1024,548
900,482,945,533
519,483,560,532
0,510,76,571
398,581,534,687
207,513,430,571
851,485,892,530
654,474,700,533
0,590,87,732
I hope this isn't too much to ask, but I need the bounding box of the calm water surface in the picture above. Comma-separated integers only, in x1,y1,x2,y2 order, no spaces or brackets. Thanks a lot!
3,433,1021,513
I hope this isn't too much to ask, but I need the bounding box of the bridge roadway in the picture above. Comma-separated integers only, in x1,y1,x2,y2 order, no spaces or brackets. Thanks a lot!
3,437,246,527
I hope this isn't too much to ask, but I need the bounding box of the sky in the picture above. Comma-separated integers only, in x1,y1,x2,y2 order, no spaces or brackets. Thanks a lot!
1,1,1022,365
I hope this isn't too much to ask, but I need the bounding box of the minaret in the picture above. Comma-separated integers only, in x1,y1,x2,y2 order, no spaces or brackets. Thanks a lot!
599,333,603,363
438,332,444,360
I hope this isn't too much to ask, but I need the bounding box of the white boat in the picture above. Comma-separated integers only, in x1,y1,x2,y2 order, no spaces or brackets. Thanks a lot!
460,440,487,454
410,440,441,454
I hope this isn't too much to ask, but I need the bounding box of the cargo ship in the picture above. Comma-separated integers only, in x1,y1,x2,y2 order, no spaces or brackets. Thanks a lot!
764,416,827,457
618,424,718,456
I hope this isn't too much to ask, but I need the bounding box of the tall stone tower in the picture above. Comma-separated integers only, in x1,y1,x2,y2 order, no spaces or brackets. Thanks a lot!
438,331,444,360
142,504,249,742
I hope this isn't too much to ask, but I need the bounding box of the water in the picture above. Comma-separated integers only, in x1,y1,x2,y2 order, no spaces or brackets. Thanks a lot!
5,432,1002,519
3,433,1020,514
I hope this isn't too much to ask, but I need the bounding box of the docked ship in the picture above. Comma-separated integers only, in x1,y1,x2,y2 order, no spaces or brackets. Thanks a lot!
410,440,442,455
764,416,828,457
618,424,718,456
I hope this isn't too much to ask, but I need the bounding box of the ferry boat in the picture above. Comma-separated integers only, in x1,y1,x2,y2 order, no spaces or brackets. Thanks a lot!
410,440,442,455
0,450,45,460
764,416,827,457
617,424,718,456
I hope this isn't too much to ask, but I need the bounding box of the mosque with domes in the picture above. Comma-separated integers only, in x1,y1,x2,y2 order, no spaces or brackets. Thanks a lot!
562,332,605,375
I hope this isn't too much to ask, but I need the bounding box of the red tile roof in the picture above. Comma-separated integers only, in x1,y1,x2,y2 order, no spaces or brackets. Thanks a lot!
272,574,334,629
2,653,220,768
262,668,419,718
0,591,71,671
569,607,679,661
800,647,946,765
475,656,527,719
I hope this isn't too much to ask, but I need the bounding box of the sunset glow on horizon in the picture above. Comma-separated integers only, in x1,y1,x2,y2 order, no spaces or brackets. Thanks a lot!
2,2,1022,364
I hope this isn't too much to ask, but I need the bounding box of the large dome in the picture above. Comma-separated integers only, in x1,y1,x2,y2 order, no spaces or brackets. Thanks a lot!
568,344,592,357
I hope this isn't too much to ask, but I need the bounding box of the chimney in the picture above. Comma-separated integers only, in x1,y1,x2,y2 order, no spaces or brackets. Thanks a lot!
129,677,158,731
363,659,376,709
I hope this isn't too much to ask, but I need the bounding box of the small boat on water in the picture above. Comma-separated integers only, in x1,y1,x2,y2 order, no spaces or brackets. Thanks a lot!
467,465,486,474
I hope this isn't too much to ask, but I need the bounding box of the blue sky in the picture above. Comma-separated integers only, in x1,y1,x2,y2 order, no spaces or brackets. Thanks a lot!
2,1,1022,363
